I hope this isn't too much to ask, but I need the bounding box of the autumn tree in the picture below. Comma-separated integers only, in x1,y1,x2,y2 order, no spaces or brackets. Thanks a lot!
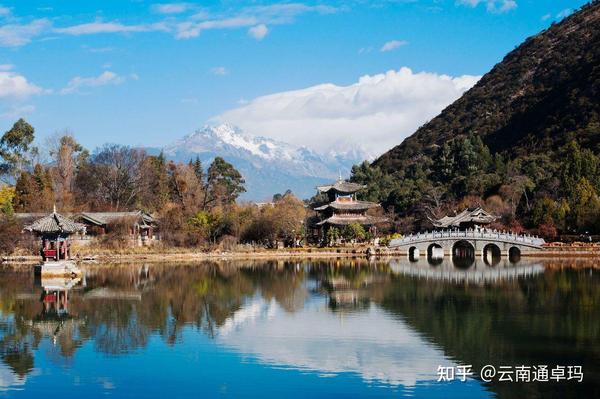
49,133,87,211
139,153,170,212
0,185,15,216
12,164,54,212
167,161,204,213
78,144,146,210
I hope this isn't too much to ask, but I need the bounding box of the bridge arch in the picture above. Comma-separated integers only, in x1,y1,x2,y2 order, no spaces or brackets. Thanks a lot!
427,243,443,265
408,246,419,262
509,246,521,263
483,243,502,265
452,240,475,269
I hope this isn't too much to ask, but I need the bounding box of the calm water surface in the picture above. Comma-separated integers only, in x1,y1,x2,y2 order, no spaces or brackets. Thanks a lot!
0,258,597,398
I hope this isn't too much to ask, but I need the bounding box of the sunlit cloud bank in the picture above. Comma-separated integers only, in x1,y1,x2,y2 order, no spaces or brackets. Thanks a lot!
213,67,480,155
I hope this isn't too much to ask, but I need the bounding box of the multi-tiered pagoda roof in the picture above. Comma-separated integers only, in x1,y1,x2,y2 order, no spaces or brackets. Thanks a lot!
313,178,387,228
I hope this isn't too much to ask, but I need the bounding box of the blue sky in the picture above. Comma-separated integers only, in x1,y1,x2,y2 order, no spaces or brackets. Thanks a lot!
0,0,590,155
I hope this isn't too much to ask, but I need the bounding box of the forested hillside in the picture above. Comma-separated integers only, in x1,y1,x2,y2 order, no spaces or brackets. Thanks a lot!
353,1,600,237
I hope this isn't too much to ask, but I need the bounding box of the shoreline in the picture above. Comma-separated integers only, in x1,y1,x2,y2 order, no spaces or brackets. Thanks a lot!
4,246,600,265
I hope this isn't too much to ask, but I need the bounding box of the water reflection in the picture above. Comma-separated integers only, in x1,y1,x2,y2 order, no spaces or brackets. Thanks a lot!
0,258,596,398
390,258,544,284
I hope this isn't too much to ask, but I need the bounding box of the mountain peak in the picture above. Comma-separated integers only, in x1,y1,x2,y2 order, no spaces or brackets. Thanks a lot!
162,123,366,199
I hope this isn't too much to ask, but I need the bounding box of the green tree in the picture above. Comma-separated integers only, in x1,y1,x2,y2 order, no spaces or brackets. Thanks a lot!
326,227,340,246
203,157,245,209
190,156,204,184
342,222,367,242
0,119,36,182
569,177,600,232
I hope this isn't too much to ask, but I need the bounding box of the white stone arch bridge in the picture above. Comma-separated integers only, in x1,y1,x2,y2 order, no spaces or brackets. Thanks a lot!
388,229,545,260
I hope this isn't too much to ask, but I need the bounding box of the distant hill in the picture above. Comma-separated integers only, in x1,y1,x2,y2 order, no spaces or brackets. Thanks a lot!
375,1,600,172
353,1,600,235
152,124,367,201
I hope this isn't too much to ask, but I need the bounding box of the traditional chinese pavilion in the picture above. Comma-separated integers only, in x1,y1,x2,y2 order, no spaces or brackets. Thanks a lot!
430,206,497,230
24,207,86,262
312,178,387,236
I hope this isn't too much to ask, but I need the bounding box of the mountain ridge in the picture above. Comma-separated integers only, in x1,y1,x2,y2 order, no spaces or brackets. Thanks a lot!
156,124,368,200
374,1,600,171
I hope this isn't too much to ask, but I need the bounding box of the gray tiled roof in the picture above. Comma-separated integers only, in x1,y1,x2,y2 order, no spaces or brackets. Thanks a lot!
431,207,497,228
314,200,379,211
316,179,365,194
24,212,86,235
316,215,388,226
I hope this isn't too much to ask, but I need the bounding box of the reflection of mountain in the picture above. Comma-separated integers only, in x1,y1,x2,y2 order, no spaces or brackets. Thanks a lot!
216,296,452,387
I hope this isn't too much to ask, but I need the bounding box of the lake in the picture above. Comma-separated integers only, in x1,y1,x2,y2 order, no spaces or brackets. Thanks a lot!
0,258,597,398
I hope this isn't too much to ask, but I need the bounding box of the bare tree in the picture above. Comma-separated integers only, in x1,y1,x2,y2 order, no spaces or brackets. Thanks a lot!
91,144,146,210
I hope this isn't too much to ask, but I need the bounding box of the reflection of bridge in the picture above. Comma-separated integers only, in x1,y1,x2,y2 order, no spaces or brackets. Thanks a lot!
389,259,545,284
388,229,545,260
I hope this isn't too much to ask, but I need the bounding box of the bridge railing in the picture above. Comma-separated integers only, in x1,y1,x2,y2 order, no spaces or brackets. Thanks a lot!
389,229,546,247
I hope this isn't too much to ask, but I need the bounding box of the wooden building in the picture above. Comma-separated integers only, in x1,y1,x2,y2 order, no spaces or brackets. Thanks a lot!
430,206,497,230
23,208,86,261
17,210,158,245
311,178,387,242
74,211,157,243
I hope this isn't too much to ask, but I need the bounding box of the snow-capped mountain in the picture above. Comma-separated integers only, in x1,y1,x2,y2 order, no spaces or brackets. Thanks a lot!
160,124,369,200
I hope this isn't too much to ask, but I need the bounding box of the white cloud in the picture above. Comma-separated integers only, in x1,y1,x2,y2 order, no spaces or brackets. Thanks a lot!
61,71,125,94
152,3,191,14
0,5,10,16
456,0,517,13
248,24,269,40
55,21,167,36
174,3,338,39
213,67,480,155
556,8,572,19
175,17,258,39
0,2,338,46
210,66,228,76
541,13,551,21
0,18,51,47
1,104,35,118
84,46,114,53
0,71,43,99
380,40,407,52
0,70,42,118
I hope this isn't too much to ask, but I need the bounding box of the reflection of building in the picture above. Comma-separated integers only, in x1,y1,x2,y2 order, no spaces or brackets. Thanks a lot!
33,276,84,344
39,277,81,317
431,206,497,230
312,178,387,240
320,271,388,310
